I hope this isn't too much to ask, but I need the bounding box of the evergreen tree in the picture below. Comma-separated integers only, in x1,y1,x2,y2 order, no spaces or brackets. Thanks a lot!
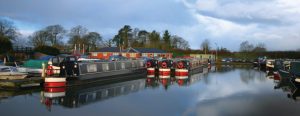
162,30,171,50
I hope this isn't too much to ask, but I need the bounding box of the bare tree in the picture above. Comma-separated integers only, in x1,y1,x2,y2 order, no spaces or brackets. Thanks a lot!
83,32,102,51
201,39,211,54
240,41,254,52
253,43,267,52
0,18,19,41
45,24,66,47
68,25,88,46
29,30,49,47
181,39,190,50
171,35,190,50
102,39,113,47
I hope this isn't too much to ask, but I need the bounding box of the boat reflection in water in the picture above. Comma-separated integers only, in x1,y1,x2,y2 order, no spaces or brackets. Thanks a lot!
145,68,208,89
287,82,300,101
160,78,179,90
41,77,146,110
145,78,159,89
273,75,300,101
40,67,209,111
41,87,66,111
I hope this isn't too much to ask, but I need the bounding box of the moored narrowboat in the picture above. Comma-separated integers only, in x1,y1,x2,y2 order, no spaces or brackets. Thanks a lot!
289,61,300,83
146,59,158,77
158,59,173,78
56,56,146,80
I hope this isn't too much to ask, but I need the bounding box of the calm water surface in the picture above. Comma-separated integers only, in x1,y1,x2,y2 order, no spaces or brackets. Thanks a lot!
1,66,300,116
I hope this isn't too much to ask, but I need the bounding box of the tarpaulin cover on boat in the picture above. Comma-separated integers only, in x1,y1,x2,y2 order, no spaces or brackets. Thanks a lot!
39,55,54,60
23,60,48,69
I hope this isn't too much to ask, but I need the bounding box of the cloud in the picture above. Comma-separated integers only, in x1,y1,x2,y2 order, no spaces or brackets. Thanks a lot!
0,0,197,41
179,0,300,50
1,0,300,50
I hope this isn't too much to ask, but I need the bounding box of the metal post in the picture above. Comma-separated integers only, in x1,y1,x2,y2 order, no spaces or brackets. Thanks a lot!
42,63,46,79
79,44,81,54
83,44,85,54
3,57,6,65
214,43,218,63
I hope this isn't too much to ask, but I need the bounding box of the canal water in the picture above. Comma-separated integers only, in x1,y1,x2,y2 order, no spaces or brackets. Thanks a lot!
1,65,300,116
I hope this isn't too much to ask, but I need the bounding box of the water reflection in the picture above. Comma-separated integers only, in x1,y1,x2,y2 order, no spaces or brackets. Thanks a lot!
147,70,208,88
145,78,159,89
0,89,40,102
41,78,146,110
40,72,207,111
287,82,300,101
3,65,300,116
273,76,300,101
239,69,266,84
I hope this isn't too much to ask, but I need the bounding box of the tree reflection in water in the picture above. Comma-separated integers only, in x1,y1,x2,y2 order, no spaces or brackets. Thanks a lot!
239,68,266,84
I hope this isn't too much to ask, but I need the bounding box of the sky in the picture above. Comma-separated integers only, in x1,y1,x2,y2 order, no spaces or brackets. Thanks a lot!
1,0,300,51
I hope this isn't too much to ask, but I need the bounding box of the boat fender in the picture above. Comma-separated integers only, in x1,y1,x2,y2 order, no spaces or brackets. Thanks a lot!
147,61,152,68
162,62,167,68
177,62,184,69
47,66,54,76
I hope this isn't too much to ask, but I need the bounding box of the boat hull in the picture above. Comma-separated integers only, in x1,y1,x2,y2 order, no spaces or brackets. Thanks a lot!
0,74,27,80
278,69,290,79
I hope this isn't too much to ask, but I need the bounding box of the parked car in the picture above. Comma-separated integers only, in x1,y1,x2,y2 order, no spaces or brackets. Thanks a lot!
232,58,242,62
221,58,233,62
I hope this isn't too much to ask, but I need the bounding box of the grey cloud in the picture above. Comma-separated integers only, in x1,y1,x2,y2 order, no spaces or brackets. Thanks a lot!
198,11,284,26
0,0,196,29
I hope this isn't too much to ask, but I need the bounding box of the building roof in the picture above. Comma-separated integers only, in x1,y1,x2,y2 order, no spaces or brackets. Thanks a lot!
93,47,168,53
93,47,122,52
133,48,167,53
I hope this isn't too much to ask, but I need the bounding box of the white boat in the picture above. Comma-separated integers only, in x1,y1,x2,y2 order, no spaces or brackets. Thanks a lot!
0,66,28,80
266,59,275,70
17,67,43,74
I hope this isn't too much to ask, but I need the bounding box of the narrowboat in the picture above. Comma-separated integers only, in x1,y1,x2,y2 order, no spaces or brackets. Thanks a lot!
158,59,173,78
146,59,159,77
266,59,275,73
289,61,300,83
55,56,146,80
174,58,203,79
278,60,291,80
253,56,267,69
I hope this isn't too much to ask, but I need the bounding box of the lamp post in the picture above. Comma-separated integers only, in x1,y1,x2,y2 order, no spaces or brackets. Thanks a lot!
214,42,218,63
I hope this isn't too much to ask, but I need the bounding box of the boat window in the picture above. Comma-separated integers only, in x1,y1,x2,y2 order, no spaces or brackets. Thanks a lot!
69,57,76,61
52,57,59,66
52,57,59,63
0,68,10,72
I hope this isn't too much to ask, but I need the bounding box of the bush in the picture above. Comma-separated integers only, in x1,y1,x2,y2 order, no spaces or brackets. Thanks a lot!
34,46,60,55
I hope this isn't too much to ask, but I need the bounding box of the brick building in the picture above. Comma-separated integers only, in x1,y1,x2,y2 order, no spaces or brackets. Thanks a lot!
89,47,172,60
